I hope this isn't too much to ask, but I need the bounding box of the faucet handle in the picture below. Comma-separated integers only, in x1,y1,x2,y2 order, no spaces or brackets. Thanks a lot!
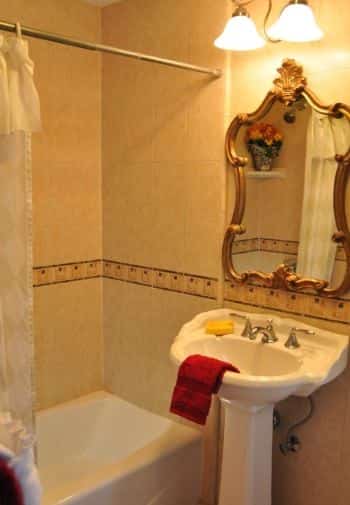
229,313,253,339
285,327,315,349
294,327,315,335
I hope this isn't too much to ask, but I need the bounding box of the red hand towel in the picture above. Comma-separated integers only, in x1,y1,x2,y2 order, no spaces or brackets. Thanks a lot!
0,459,24,505
170,354,239,425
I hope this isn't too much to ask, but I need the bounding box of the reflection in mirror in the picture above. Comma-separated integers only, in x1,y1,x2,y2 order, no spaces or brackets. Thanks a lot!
224,60,350,297
233,100,310,274
298,112,350,289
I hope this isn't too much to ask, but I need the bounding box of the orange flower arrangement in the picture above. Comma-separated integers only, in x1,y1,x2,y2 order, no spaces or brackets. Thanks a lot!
245,122,283,159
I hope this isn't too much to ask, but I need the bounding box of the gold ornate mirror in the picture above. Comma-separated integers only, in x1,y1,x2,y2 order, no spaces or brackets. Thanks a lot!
223,59,350,297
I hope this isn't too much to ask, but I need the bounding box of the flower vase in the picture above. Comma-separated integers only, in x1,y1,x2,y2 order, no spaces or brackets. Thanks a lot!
249,144,273,172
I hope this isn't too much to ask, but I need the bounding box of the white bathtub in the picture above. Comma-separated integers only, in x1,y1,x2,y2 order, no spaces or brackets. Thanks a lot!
36,391,202,505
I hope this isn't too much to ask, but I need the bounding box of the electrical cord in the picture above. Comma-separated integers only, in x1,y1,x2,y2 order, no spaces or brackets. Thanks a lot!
233,0,256,6
263,0,281,42
280,396,315,454
233,0,281,43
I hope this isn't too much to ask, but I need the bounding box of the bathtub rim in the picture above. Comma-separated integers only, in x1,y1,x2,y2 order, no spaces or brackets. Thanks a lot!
36,391,202,505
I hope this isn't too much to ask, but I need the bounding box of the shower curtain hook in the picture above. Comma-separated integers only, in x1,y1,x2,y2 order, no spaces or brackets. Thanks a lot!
15,22,22,39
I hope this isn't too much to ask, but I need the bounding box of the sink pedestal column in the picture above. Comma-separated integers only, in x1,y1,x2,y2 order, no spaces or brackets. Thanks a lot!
218,399,274,505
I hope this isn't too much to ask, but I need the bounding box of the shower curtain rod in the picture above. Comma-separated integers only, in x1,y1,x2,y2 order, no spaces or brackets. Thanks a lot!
0,19,222,77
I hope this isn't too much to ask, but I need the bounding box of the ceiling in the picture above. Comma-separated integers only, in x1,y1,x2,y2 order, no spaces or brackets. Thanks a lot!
83,0,121,6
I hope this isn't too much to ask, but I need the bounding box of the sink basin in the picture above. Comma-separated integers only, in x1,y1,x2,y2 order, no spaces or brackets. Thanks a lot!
179,336,301,375
173,336,303,404
171,308,348,405
170,308,348,505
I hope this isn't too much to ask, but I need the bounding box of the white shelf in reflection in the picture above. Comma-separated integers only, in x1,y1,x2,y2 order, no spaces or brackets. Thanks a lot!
245,170,286,179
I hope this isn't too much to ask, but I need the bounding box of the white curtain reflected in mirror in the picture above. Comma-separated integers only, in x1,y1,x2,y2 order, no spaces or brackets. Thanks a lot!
297,111,350,282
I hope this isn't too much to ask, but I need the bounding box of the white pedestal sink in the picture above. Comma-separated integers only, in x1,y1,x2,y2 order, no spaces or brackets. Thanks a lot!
170,309,348,505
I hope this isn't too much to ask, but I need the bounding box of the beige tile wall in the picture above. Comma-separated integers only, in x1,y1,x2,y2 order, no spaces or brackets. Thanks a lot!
102,1,350,505
102,3,230,503
103,278,219,504
0,0,104,410
103,280,216,415
102,0,229,281
34,279,103,410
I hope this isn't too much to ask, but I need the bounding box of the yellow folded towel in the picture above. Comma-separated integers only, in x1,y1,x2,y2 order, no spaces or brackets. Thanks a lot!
205,320,234,336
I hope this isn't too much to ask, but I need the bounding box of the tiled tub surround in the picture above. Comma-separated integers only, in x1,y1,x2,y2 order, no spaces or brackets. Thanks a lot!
34,278,103,411
0,0,103,422
33,259,350,324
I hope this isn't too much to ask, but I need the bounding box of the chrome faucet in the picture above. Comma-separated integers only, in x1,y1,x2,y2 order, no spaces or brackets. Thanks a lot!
229,314,278,343
252,320,278,344
285,327,315,349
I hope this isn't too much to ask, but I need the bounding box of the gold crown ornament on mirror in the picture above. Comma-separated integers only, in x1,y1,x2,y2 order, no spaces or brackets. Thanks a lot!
273,59,308,105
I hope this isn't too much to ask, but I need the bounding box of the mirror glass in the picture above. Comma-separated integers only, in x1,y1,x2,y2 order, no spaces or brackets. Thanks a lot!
231,99,350,292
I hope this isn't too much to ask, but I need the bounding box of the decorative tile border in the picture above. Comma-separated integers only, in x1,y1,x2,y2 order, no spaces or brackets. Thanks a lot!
234,237,345,261
102,260,218,299
232,238,260,255
33,259,350,324
260,238,299,256
33,259,217,300
33,260,102,287
233,238,299,256
224,281,350,325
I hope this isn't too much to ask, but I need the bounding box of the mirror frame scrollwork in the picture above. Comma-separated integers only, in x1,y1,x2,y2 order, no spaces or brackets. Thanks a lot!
223,59,350,297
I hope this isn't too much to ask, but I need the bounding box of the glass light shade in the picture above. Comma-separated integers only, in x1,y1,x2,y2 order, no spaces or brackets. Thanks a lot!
214,14,266,51
267,3,324,42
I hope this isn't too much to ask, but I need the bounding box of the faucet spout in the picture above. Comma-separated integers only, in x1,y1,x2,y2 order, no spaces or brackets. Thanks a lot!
252,319,278,344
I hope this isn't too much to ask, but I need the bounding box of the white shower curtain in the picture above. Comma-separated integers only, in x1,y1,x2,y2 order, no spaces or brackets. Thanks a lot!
0,33,40,429
297,110,350,282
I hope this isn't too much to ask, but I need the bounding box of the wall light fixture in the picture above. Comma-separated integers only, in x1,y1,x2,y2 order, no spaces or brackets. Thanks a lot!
214,0,324,51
